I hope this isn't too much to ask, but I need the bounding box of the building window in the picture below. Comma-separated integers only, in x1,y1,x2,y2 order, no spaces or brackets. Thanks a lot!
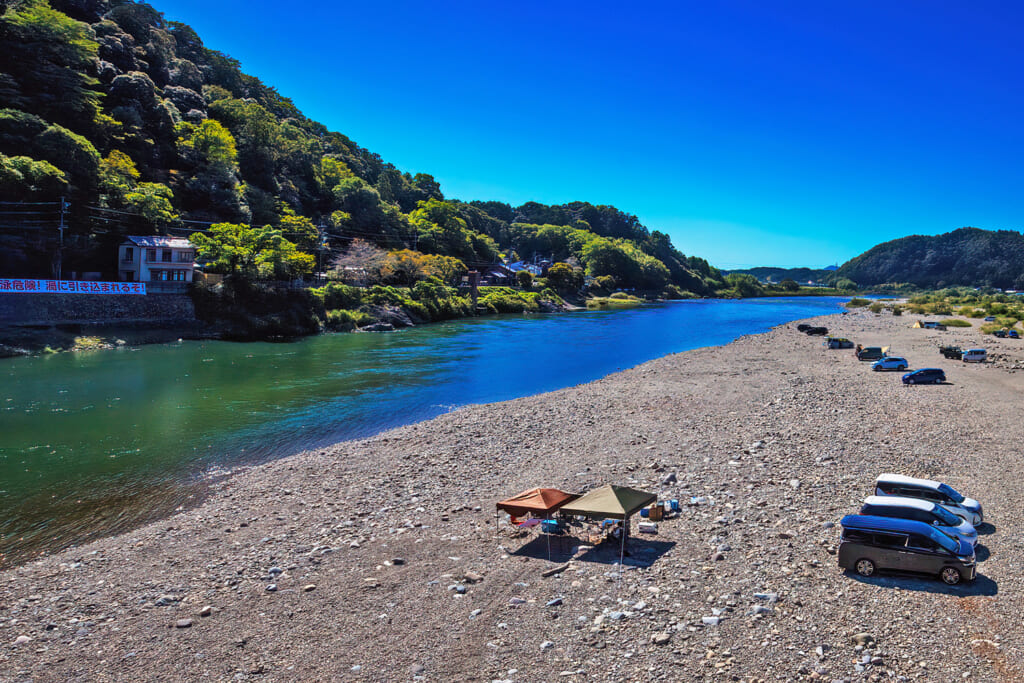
177,250,193,262
147,249,157,262
123,247,134,263
161,249,172,262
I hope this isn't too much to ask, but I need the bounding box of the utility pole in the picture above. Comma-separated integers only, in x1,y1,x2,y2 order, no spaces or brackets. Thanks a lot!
57,196,67,280
317,221,327,283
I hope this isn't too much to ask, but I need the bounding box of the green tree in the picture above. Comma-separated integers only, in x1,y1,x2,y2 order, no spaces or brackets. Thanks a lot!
778,278,800,292
516,269,533,290
98,150,140,205
546,262,582,292
724,273,764,297
124,182,179,230
192,222,313,279
0,154,66,199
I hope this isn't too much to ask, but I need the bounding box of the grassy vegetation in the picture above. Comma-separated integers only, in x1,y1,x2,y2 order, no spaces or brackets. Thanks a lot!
587,292,645,309
939,319,973,327
846,297,871,308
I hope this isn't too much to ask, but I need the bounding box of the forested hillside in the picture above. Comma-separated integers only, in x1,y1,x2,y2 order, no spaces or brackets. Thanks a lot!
836,227,1024,290
0,0,723,295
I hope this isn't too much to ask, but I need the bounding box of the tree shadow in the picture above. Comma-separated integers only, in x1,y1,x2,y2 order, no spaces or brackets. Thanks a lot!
845,570,997,596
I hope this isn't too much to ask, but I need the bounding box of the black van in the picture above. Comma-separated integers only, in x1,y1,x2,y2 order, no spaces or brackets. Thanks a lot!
838,515,976,585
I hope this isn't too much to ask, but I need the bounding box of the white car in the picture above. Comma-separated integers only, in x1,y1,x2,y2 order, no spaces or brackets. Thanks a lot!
872,356,908,371
874,473,983,525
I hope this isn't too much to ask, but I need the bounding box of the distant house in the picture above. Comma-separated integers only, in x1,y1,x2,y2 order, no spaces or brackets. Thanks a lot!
482,264,516,286
119,236,196,283
508,261,543,277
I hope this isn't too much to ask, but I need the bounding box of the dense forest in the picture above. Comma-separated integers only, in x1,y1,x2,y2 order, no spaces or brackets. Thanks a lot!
0,0,724,296
723,266,836,285
836,227,1024,290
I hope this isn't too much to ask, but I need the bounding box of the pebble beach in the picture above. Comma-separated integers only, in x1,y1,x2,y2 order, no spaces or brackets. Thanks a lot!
2,308,1023,682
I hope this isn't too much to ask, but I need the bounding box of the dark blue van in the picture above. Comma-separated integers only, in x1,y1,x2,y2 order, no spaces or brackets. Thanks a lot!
838,515,975,585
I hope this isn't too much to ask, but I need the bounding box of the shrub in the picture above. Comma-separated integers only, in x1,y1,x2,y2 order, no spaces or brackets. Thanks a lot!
868,302,884,313
891,305,902,316
325,309,373,331
939,319,972,327
846,297,871,308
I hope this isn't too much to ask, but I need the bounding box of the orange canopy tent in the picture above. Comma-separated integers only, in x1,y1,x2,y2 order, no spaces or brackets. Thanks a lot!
496,488,579,518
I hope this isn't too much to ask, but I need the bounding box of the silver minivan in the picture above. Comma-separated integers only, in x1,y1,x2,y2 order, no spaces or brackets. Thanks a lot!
875,473,983,525
860,495,978,546
962,348,987,363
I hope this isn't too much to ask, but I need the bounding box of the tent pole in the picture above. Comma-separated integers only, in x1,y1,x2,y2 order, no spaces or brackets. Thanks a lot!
546,515,551,562
617,514,627,591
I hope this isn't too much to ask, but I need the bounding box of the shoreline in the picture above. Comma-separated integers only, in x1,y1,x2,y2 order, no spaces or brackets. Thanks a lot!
3,308,1022,680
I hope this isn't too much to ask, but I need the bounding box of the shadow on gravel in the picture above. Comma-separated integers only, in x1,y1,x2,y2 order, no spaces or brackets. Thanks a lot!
510,535,676,567
846,571,998,596
976,523,996,536
975,545,991,562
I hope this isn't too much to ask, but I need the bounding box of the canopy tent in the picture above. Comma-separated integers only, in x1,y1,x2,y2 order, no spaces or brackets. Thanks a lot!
496,488,579,518
558,484,657,521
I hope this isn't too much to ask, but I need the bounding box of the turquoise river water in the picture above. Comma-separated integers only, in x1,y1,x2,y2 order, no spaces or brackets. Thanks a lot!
0,296,845,564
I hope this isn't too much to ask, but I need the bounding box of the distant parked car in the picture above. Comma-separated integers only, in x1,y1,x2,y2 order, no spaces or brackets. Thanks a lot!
961,348,987,363
838,515,976,585
872,356,908,371
797,323,812,332
984,316,997,322
856,346,886,361
902,368,945,385
939,345,963,360
804,326,828,336
993,329,1007,338
825,337,854,349
875,473,983,525
1010,330,1020,339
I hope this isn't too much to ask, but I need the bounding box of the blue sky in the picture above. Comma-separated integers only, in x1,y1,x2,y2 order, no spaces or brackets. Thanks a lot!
159,1,1024,268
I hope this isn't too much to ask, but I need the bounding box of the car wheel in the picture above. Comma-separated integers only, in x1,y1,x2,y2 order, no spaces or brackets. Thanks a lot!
899,365,907,371
855,559,875,577
908,379,916,385
940,567,962,585
873,366,881,372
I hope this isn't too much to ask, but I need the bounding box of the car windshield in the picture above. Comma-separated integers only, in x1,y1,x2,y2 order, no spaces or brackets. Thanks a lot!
932,505,961,526
928,527,959,553
937,483,965,503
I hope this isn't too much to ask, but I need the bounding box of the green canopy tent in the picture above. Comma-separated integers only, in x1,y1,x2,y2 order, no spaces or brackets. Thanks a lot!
558,484,657,578
558,484,656,520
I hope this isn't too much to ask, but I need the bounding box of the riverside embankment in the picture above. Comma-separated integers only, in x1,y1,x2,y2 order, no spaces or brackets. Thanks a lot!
1,308,1022,682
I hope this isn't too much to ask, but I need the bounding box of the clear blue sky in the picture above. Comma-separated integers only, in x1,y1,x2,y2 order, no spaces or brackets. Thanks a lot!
159,0,1024,269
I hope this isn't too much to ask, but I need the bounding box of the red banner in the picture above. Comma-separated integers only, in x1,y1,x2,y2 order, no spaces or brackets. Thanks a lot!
0,279,146,295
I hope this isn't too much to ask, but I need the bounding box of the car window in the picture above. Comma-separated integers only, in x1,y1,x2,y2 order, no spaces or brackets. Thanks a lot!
843,529,871,543
907,534,939,551
873,533,907,548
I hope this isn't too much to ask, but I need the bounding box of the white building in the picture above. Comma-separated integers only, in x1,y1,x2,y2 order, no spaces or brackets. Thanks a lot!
119,236,196,283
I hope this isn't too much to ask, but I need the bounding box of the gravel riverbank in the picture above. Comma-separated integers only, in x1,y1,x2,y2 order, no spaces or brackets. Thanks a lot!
1,309,1022,682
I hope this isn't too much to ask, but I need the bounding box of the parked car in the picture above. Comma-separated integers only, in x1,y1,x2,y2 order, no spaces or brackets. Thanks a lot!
874,473,983,525
838,515,976,585
939,345,963,360
902,368,945,385
856,346,886,361
859,496,977,546
1010,330,1020,339
962,348,987,363
993,329,1007,338
825,337,854,349
804,326,828,336
872,356,908,371
796,323,812,332
984,316,997,322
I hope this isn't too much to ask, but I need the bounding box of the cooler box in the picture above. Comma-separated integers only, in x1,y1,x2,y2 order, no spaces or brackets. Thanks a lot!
669,499,680,512
647,504,664,521
638,521,658,534
639,507,649,518
541,519,560,533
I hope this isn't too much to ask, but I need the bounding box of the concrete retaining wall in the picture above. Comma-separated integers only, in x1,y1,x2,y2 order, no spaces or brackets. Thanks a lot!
0,293,196,325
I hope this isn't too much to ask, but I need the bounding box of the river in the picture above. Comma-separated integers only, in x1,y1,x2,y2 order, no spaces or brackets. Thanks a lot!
0,296,845,565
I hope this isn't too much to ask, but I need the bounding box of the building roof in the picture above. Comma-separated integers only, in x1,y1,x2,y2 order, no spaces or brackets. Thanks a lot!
124,235,194,248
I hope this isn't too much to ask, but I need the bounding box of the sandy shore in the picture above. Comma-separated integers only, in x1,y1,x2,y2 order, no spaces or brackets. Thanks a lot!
2,308,1023,682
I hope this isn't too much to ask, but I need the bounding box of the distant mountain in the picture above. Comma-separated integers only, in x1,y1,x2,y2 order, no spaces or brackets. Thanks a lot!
723,266,836,284
836,227,1024,290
